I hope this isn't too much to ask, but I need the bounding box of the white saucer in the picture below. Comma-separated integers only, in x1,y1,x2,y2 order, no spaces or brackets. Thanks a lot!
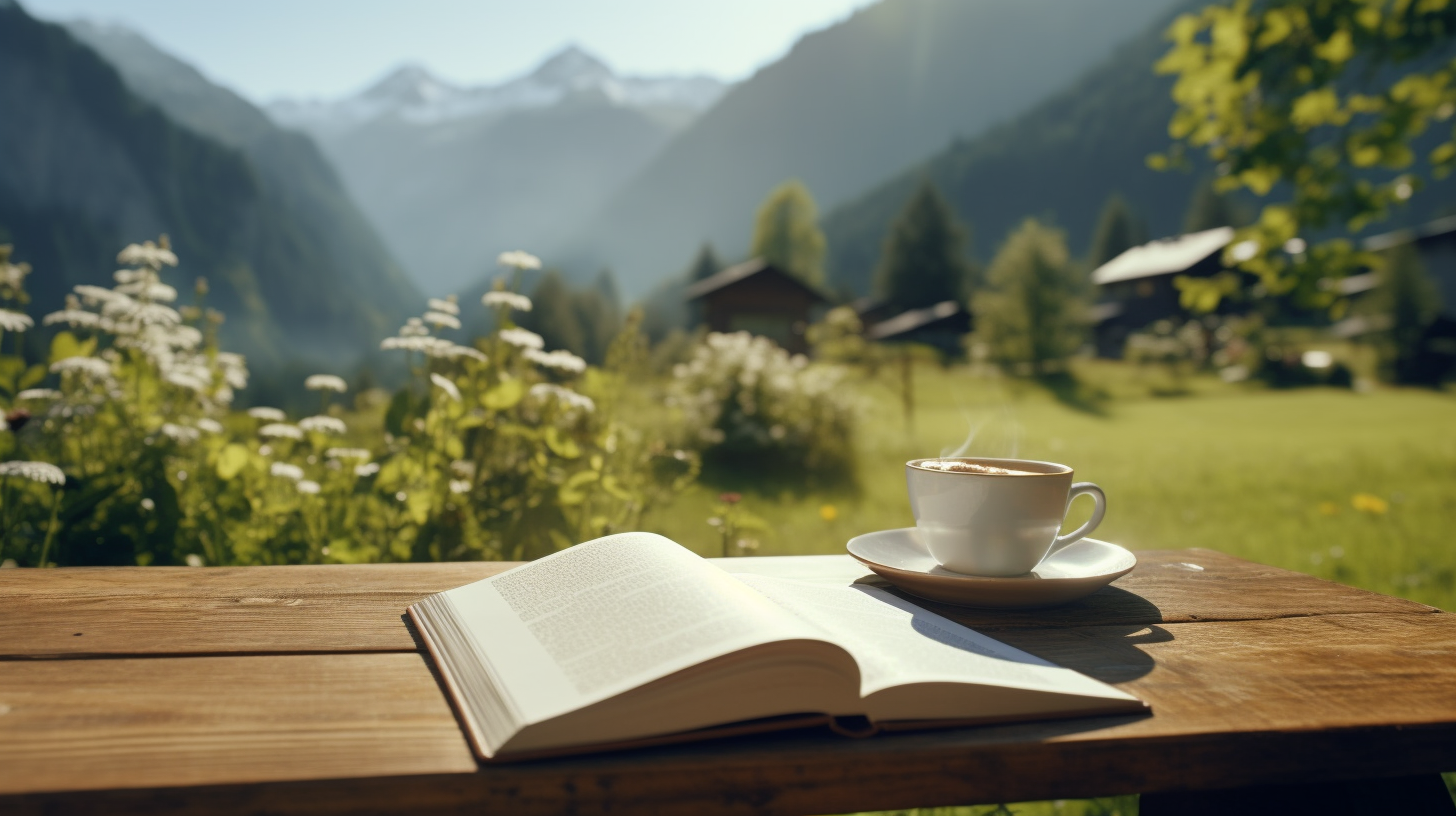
846,528,1136,609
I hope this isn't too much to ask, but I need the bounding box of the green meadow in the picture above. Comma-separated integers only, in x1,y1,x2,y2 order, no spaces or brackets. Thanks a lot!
649,359,1456,613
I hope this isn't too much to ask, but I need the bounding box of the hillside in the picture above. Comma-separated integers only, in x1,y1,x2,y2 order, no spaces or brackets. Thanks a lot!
0,5,419,374
822,0,1456,296
556,0,1182,295
271,49,725,296
64,20,422,351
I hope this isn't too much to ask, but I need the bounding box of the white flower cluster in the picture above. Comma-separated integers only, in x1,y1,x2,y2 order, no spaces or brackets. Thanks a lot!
670,332,853,459
299,415,347,435
380,306,486,361
270,462,304,481
304,374,348,393
430,373,461,402
0,460,65,485
259,423,304,440
248,406,287,422
482,291,532,312
497,250,542,270
524,348,587,373
529,383,595,414
499,327,544,350
0,309,33,333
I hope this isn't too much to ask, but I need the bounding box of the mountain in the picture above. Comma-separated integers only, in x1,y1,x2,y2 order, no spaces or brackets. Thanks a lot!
819,0,1456,296
555,0,1184,296
62,20,422,350
269,48,727,296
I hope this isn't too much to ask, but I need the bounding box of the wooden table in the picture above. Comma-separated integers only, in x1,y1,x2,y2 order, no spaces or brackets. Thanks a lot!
2,549,1454,815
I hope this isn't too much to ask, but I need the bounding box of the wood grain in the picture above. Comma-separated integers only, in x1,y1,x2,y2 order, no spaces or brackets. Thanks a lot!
4,612,1454,813
0,550,1436,658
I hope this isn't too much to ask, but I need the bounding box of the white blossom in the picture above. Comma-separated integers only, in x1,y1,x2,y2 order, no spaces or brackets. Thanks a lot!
450,479,472,494
304,374,348,393
427,297,460,316
51,356,112,378
0,461,65,485
0,310,33,332
259,423,304,440
161,423,200,442
165,369,209,392
248,406,287,422
117,241,178,269
499,327,544,350
524,348,587,373
497,250,542,270
296,480,321,495
355,462,381,477
482,291,533,312
325,447,371,461
73,284,125,305
185,554,204,567
16,389,60,401
423,310,461,330
299,415,347,435
116,280,178,302
430,373,461,402
43,307,101,328
195,418,225,435
381,335,445,353
270,462,304,481
529,383,595,413
438,344,488,363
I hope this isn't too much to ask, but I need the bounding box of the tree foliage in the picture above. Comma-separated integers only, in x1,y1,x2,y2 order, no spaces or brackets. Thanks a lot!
751,180,827,286
873,178,974,311
1087,193,1149,269
975,219,1087,373
1154,0,1456,312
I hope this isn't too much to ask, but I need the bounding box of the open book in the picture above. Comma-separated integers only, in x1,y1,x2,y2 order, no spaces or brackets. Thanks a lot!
409,532,1145,761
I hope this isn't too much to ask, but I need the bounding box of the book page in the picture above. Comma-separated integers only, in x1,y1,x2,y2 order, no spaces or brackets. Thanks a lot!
442,533,824,725
734,574,1135,702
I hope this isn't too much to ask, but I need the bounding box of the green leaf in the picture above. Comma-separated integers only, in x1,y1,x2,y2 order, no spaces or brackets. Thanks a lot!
406,491,432,525
215,444,250,480
0,356,24,395
17,364,46,391
384,388,412,437
558,470,599,505
544,425,581,459
48,331,96,364
481,378,525,411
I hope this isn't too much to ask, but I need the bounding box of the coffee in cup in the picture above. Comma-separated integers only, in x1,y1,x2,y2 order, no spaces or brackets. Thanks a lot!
905,457,1106,577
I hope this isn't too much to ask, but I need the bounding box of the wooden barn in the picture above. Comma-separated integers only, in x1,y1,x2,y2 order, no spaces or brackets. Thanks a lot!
684,258,828,354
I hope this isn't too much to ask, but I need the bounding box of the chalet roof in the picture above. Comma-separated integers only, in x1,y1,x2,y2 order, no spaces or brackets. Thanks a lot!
683,258,830,302
867,300,965,341
1363,214,1456,252
1091,227,1234,286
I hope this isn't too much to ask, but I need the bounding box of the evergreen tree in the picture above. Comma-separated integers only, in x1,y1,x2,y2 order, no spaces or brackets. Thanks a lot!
688,243,722,282
1087,193,1147,269
975,219,1086,374
873,178,973,312
1182,177,1251,234
751,179,826,286
524,270,585,356
575,270,624,365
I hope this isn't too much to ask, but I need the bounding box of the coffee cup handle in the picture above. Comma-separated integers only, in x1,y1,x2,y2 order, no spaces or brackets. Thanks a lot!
1048,482,1107,555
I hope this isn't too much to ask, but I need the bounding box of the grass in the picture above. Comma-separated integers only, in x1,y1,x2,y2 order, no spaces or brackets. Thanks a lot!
649,358,1456,611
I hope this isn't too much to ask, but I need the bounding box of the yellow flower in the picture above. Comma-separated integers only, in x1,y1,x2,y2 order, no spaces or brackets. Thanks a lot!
1318,501,1340,516
1351,493,1389,515
819,504,838,522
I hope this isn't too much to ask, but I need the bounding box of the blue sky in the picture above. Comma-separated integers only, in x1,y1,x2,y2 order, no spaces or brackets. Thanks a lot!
23,0,871,103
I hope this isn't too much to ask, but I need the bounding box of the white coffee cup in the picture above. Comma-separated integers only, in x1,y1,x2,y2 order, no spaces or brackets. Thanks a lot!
905,457,1107,577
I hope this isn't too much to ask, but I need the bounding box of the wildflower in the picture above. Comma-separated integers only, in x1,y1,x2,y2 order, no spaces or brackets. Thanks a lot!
381,336,447,354
427,296,460,315
524,348,587,373
528,383,595,413
355,462,381,477
0,461,65,485
165,369,209,392
299,415,347,435
482,291,533,312
248,406,287,422
304,374,348,393
325,447,371,461
16,389,60,401
450,479,471,494
185,554,204,567
50,356,112,378
73,284,125,305
116,280,178,302
160,423,200,443
497,250,542,270
439,344,488,363
431,373,461,402
117,241,178,268
499,327,544,350
270,462,304,481
42,308,101,329
259,423,304,440
1352,493,1389,515
820,504,838,522
296,480,321,495
424,310,461,330
195,418,224,435
131,302,183,326
0,309,33,332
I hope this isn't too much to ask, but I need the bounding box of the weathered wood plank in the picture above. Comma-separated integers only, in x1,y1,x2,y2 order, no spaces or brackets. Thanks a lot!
0,550,1435,658
3,613,1454,812
0,653,476,796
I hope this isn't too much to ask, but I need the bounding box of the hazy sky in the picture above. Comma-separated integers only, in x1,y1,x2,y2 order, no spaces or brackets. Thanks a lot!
22,0,871,103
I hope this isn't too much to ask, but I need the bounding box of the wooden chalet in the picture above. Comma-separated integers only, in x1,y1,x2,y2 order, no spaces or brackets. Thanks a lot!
865,300,971,355
683,258,828,354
